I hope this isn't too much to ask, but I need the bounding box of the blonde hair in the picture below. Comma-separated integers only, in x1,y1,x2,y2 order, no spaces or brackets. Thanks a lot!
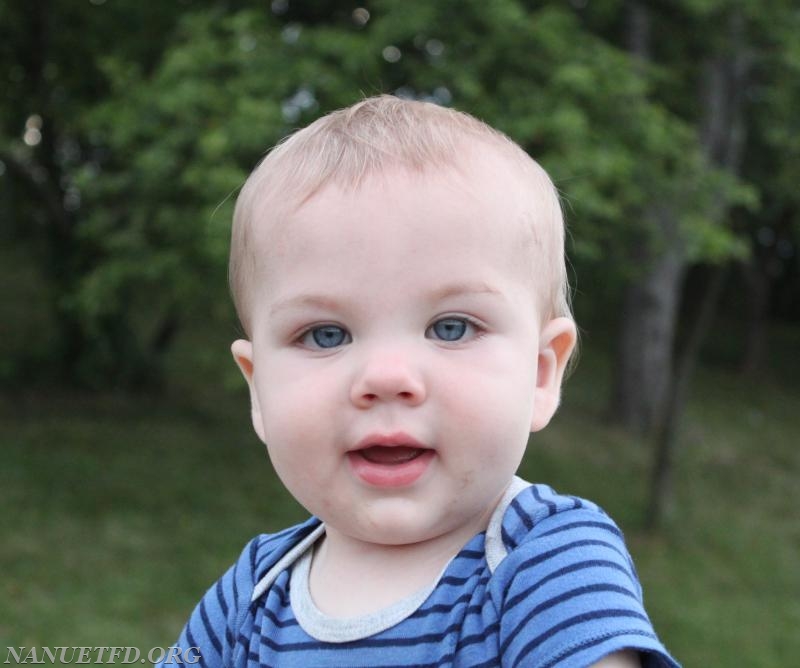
230,95,572,337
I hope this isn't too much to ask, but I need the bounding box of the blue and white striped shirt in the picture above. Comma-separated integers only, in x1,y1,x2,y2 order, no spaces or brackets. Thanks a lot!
162,479,678,667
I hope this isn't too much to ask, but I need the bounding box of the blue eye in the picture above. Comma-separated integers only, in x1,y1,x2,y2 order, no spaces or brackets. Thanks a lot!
428,317,470,342
302,325,350,349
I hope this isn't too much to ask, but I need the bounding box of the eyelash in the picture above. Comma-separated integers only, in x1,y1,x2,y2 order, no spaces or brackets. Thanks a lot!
294,315,486,350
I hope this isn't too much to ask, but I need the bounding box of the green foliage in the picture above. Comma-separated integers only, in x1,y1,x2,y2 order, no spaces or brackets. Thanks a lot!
2,0,799,387
85,0,740,299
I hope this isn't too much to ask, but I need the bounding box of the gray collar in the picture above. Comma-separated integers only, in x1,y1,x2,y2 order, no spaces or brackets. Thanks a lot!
252,476,532,642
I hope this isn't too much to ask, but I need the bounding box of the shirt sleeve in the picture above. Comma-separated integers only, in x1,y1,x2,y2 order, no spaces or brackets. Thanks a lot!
491,507,680,668
156,537,260,668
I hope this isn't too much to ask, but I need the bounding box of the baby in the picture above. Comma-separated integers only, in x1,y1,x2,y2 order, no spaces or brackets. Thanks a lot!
163,96,679,667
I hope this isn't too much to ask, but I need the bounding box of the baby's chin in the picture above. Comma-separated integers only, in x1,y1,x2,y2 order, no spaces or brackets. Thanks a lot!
320,501,492,552
323,508,439,547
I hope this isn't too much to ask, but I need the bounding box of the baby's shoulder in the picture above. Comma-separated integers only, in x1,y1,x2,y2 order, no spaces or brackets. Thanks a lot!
500,483,621,551
491,482,641,600
487,485,677,666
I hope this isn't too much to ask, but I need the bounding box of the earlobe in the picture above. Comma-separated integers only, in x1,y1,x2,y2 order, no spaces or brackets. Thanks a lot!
231,339,266,442
531,317,577,433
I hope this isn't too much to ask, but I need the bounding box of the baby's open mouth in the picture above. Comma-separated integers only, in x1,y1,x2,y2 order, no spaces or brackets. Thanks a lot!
358,445,427,465
348,437,434,487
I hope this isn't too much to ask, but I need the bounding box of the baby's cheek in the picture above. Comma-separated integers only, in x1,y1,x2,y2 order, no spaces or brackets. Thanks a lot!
262,387,336,453
445,385,530,457
447,387,506,430
261,378,325,434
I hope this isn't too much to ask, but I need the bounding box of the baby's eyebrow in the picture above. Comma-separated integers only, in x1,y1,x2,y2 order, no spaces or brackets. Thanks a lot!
269,294,345,317
428,282,503,302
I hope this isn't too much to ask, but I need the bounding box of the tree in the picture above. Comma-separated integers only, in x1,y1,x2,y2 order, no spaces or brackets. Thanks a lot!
0,0,263,387
4,0,796,412
588,0,800,526
8,0,701,388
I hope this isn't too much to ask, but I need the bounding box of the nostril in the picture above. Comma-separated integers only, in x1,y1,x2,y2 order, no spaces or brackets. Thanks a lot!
350,367,426,407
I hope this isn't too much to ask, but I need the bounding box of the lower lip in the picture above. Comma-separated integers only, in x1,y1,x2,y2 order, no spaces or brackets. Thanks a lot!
347,449,435,488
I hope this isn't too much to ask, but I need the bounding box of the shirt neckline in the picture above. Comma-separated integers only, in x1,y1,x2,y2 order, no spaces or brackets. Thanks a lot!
287,476,531,642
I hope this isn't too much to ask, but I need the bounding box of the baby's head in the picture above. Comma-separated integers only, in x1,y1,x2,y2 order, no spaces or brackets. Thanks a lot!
229,96,577,548
230,95,573,339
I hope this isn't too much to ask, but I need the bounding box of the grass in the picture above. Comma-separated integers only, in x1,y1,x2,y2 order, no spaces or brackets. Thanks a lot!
0,389,306,647
1,335,798,665
522,348,800,665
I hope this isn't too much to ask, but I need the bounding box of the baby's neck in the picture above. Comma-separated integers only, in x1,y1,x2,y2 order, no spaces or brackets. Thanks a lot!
307,522,484,618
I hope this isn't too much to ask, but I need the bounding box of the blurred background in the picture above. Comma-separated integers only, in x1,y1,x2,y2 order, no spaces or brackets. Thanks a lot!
1,0,798,664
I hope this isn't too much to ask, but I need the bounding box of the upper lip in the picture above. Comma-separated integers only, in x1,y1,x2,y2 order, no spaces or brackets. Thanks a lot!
352,432,428,451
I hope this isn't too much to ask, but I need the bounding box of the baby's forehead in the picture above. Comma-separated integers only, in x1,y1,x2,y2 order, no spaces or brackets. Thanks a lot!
262,143,547,234
246,163,553,317
256,165,541,259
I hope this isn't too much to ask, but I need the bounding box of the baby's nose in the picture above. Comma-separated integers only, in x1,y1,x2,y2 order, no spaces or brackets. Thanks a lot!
349,351,426,408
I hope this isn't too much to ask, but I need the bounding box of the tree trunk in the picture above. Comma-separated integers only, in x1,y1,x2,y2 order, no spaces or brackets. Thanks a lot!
645,264,728,529
16,0,89,383
646,9,750,529
612,214,687,434
610,3,687,434
740,256,770,375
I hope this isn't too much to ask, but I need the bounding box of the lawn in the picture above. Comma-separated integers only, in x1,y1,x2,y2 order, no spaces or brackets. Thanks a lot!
1,336,798,665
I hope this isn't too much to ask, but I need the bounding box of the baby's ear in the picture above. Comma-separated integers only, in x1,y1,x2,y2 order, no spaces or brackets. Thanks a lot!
231,339,266,443
531,317,577,433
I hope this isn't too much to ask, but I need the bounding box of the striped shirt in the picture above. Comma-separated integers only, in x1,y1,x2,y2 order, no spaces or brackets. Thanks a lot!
161,479,678,667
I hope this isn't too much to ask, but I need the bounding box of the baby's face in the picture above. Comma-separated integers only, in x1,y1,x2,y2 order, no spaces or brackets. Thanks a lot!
234,150,574,548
